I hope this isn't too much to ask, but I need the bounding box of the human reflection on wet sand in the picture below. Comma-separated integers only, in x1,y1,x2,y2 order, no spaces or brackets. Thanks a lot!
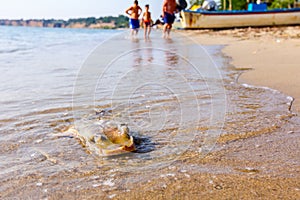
145,47,154,64
130,40,154,67
165,50,179,67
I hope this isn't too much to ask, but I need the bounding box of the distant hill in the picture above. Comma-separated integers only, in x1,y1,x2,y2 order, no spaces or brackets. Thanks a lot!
0,15,129,29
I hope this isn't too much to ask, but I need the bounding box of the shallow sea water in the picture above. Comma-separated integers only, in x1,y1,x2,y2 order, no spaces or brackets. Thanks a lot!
0,26,294,198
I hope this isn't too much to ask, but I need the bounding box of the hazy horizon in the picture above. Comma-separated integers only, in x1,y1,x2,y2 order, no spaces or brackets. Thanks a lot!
0,0,167,20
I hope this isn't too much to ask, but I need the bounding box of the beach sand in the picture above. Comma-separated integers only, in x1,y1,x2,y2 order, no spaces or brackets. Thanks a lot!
184,26,300,113
165,26,300,199
63,28,300,200
114,27,300,200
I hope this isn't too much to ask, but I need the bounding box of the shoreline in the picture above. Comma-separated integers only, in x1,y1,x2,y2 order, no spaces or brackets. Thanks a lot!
125,28,300,199
112,34,300,199
173,26,300,199
182,26,300,114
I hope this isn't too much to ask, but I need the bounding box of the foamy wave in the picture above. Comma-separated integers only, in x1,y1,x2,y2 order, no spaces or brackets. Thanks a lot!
241,83,295,112
241,83,280,94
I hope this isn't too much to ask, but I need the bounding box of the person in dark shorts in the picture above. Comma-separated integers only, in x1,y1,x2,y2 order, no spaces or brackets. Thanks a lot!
162,0,177,38
125,0,142,37
164,12,175,24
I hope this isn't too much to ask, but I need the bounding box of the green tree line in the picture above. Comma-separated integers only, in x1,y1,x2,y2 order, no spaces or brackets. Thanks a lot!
65,15,129,28
0,15,129,29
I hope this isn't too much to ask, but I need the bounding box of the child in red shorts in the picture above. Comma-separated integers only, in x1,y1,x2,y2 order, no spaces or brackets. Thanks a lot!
142,4,152,39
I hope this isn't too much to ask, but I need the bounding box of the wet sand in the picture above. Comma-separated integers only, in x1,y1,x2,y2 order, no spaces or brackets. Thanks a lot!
179,26,300,199
113,31,300,199
33,29,299,199
184,26,300,113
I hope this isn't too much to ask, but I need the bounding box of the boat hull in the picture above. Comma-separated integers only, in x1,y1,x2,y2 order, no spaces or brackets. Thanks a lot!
180,9,300,29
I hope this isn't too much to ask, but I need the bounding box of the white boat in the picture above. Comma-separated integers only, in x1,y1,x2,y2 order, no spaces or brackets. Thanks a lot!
180,8,300,29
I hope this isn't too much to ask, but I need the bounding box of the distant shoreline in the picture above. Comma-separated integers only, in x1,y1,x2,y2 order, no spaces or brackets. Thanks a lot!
0,15,129,29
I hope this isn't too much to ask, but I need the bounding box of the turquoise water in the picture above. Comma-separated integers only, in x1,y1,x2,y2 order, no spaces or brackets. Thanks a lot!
0,26,293,198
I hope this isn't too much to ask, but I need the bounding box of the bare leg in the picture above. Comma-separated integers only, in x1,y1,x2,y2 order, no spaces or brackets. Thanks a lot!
144,24,147,39
147,26,151,38
131,29,138,39
132,29,138,38
131,29,134,37
163,24,168,38
163,24,171,38
167,24,172,38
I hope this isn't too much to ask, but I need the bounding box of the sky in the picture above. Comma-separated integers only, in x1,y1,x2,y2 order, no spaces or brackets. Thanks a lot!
0,0,167,20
